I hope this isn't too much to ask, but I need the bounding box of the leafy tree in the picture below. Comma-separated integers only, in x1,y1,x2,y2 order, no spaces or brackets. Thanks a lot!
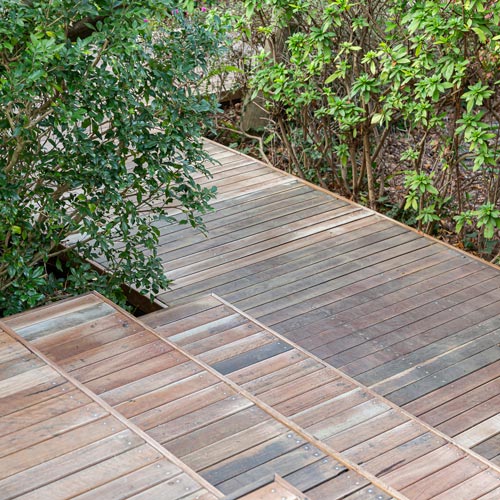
0,1,226,315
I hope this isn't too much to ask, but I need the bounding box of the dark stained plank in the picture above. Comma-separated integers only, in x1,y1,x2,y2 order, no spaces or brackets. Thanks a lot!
283,456,345,492
306,469,370,500
182,420,287,472
200,431,307,486
403,360,500,416
472,434,500,461
211,340,294,375
216,443,326,494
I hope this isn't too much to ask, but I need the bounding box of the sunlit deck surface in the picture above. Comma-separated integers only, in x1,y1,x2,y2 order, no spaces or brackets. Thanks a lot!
103,138,500,465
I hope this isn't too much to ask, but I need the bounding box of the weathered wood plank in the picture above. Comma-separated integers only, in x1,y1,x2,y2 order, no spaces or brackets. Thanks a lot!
0,430,144,500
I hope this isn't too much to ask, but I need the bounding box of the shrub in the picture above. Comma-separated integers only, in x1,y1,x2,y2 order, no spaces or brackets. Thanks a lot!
0,1,226,314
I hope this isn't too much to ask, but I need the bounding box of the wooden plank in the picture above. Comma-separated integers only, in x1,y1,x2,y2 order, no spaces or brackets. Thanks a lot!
385,349,500,406
174,318,258,352
216,444,326,494
356,310,500,386
100,359,203,406
158,216,382,305
257,368,339,407
338,291,500,379
272,246,448,337
437,393,500,437
401,456,487,500
4,294,101,332
454,415,500,448
145,395,254,443
158,195,345,261
165,206,365,278
0,415,124,480
85,351,187,394
182,419,286,471
115,371,220,418
163,210,372,289
68,338,172,381
256,240,437,329
324,410,409,453
228,349,309,387
274,379,356,418
0,402,107,458
0,430,144,499
131,382,234,429
71,459,182,499
210,340,294,375
306,470,369,500
403,360,500,416
382,445,464,489
241,358,324,396
42,314,144,362
0,365,56,398
16,445,163,500
156,188,334,252
363,433,447,477
363,330,500,397
15,302,116,341
201,431,307,486
196,331,276,365
305,399,389,440
472,434,500,460
343,485,392,500
319,270,497,366
431,470,500,500
231,230,424,310
417,377,500,428
0,389,90,437
283,456,345,492
342,421,425,465
238,478,307,499
165,406,271,457
0,374,69,417
127,473,217,500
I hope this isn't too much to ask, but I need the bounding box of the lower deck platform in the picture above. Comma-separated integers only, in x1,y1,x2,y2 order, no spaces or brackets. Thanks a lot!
2,292,499,499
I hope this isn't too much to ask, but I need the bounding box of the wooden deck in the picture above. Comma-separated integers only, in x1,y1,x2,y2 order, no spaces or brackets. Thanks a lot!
2,292,499,499
3,293,399,500
103,138,500,465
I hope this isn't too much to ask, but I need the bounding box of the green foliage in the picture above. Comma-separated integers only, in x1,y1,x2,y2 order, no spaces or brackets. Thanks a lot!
0,1,226,315
222,0,500,253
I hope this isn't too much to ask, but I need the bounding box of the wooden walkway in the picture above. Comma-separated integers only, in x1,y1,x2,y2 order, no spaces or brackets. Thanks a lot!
112,138,500,465
3,292,499,499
